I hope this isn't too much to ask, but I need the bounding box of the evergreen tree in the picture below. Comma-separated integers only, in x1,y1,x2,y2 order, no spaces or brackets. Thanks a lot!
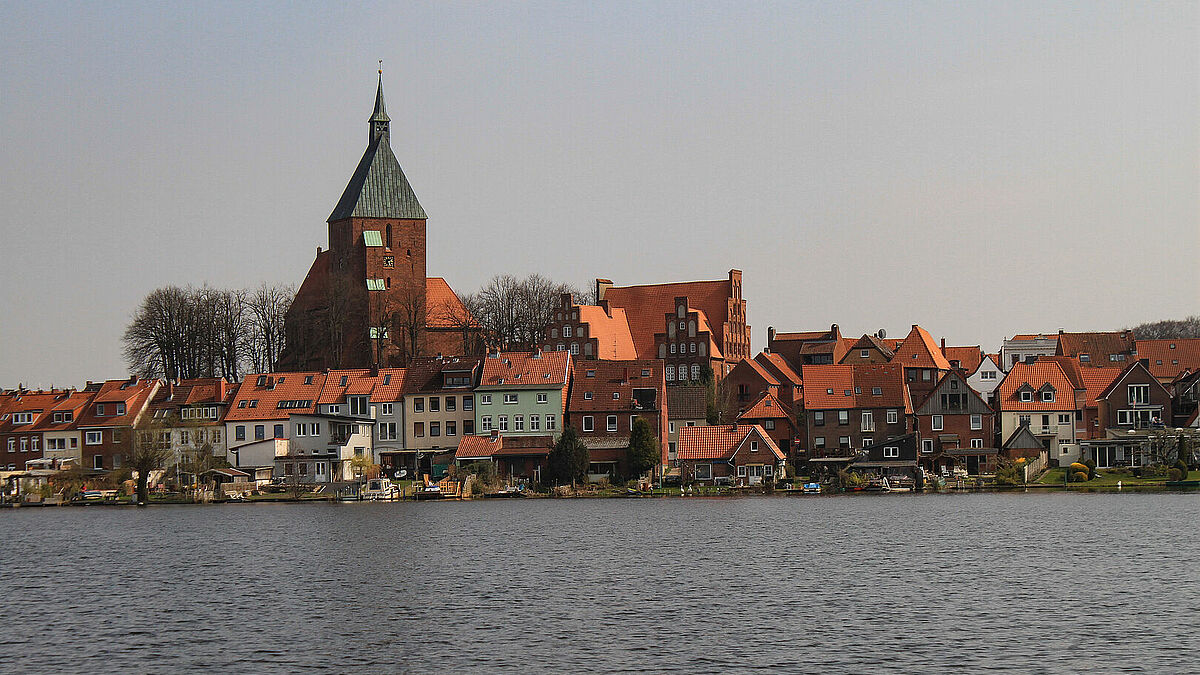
626,417,660,478
546,425,589,486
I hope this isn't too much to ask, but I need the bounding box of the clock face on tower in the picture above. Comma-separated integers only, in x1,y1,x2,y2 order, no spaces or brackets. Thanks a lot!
383,256,394,268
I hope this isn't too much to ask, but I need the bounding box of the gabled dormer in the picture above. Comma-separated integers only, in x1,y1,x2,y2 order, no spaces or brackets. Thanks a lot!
1015,383,1036,402
1038,383,1057,403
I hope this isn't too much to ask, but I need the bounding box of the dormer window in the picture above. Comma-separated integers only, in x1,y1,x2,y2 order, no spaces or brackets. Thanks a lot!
612,392,620,400
340,375,348,386
257,375,267,386
304,375,314,385
1019,391,1033,402
1041,391,1054,402
584,392,593,400
1079,354,1090,363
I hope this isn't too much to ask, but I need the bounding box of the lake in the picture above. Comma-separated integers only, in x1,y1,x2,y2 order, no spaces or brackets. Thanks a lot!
1,492,1197,673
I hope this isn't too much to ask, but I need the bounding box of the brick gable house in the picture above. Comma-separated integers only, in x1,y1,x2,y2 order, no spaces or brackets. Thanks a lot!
567,360,667,479
74,378,161,472
800,363,911,457
912,371,997,475
767,324,845,368
278,74,476,371
736,391,800,465
892,325,952,403
0,389,76,471
676,424,785,485
1095,360,1173,432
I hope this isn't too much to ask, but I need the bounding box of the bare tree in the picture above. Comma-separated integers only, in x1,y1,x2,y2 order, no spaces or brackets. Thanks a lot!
470,274,580,351
245,283,293,372
1126,316,1200,339
387,285,426,366
124,417,174,504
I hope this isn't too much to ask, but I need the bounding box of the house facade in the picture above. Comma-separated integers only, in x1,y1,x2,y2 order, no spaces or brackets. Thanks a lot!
913,371,997,475
74,378,160,471
666,386,707,466
566,359,667,479
996,360,1081,465
1000,333,1058,371
965,353,1004,403
1095,361,1173,433
799,363,911,457
676,424,785,485
402,356,481,471
475,351,570,440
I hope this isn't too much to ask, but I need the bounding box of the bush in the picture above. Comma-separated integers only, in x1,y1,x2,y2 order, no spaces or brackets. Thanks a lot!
1174,459,1189,478
994,459,1025,486
1083,458,1097,472
1142,464,1170,478
1071,471,1091,483
1168,468,1184,482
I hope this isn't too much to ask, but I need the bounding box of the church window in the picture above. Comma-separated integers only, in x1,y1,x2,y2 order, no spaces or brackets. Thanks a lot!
386,224,393,249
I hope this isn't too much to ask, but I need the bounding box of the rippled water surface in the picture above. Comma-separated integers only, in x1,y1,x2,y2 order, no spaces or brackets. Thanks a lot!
2,492,1198,673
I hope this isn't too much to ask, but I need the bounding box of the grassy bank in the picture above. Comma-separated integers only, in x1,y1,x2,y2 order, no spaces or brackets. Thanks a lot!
1036,468,1200,487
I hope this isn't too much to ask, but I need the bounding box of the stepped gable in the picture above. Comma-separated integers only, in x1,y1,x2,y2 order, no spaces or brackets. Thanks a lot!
603,279,732,359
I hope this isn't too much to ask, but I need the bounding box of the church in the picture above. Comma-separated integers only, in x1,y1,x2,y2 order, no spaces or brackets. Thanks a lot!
277,73,478,370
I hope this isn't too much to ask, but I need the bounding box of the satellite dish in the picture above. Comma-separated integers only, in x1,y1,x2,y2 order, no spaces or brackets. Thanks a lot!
877,328,887,339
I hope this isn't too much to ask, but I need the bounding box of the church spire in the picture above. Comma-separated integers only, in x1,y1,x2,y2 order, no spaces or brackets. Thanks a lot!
369,62,390,143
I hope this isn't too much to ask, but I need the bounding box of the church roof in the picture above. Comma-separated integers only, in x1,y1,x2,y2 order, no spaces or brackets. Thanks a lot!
328,77,427,222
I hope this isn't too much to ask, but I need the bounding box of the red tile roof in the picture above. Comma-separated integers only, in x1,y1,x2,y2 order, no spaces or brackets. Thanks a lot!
479,351,571,388
892,325,952,370
569,360,664,413
676,424,784,461
0,390,77,434
842,334,896,361
403,356,481,394
738,392,791,420
943,346,983,374
1135,339,1200,380
225,372,325,421
74,378,160,429
738,357,780,387
31,390,96,433
1055,331,1135,361
426,277,476,329
576,304,638,359
456,434,554,459
996,361,1077,411
755,352,802,387
603,278,733,359
1077,366,1123,407
800,363,909,411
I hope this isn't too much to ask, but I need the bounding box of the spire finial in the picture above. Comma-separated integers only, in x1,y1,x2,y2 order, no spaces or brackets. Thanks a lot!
378,59,383,75
369,64,390,142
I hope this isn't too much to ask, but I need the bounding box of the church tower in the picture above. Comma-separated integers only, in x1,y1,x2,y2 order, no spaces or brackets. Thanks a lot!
278,71,434,370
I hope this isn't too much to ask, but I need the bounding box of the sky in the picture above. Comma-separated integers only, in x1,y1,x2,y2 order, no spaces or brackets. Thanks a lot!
0,0,1196,388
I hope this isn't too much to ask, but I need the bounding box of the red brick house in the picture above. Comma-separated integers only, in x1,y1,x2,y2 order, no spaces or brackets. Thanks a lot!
767,324,844,368
736,391,800,464
838,334,895,365
278,74,476,370
1134,338,1200,384
753,352,803,409
799,363,911,457
892,325,952,402
912,370,997,475
597,270,751,378
723,357,782,411
0,389,75,471
1095,360,1173,432
74,378,161,471
31,390,97,470
544,292,638,360
455,433,554,484
567,360,667,479
676,424,785,485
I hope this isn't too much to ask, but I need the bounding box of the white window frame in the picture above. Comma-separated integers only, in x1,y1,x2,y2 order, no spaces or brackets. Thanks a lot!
606,415,617,432
537,393,548,404
861,411,874,432
970,414,982,430
887,409,898,425
85,431,103,445
583,416,594,432
932,415,943,431
970,438,983,449
883,446,899,458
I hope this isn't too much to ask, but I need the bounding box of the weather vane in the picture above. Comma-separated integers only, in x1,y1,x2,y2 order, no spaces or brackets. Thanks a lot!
378,59,383,75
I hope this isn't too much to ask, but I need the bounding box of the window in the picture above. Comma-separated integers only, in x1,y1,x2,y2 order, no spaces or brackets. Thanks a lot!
429,423,440,437
546,415,557,430
571,344,579,355
382,403,393,416
1079,354,1090,363
839,436,851,448
607,415,617,432
429,397,440,413
530,415,540,431
11,412,32,425
612,392,620,400
537,393,548,404
349,396,369,416
887,409,899,425
19,438,27,453
1058,414,1071,425
763,420,775,430
514,416,524,432
838,410,849,425
379,423,398,440
584,392,593,400
481,416,493,432
414,398,425,413
116,403,126,416
85,431,103,445
271,423,283,438
666,365,675,381
694,464,711,480
563,325,572,338
1041,391,1055,403
738,465,747,477
1128,384,1149,406
871,387,882,396
883,446,899,458
583,416,594,432
93,455,104,470
862,438,872,448
669,422,676,433
463,396,474,411
1020,391,1033,402
5,439,12,452
970,438,983,449
932,415,943,431
498,416,509,432
480,394,492,405
445,397,456,412
255,425,265,440
414,422,424,437
813,411,825,426
504,394,518,405
814,437,825,448
96,404,105,416
235,425,245,441
981,371,997,380
922,439,934,454
970,414,982,430
464,420,475,434
861,350,870,359
178,432,187,446
861,411,874,432
1019,414,1031,426
212,430,221,443
691,364,700,380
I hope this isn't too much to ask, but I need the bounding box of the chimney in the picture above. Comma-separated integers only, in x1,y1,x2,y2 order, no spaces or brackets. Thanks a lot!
317,246,322,255
167,381,175,401
490,428,499,439
533,347,542,359
595,278,613,302
941,337,946,351
767,326,776,344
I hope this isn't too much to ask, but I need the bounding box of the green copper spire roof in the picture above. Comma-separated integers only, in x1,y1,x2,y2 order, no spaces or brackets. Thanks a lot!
328,74,427,222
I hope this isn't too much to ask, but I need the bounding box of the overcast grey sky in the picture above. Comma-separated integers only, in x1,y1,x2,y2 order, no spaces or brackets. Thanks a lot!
1,1,1196,387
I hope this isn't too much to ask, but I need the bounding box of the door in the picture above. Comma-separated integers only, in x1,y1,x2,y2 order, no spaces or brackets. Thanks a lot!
315,461,329,482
